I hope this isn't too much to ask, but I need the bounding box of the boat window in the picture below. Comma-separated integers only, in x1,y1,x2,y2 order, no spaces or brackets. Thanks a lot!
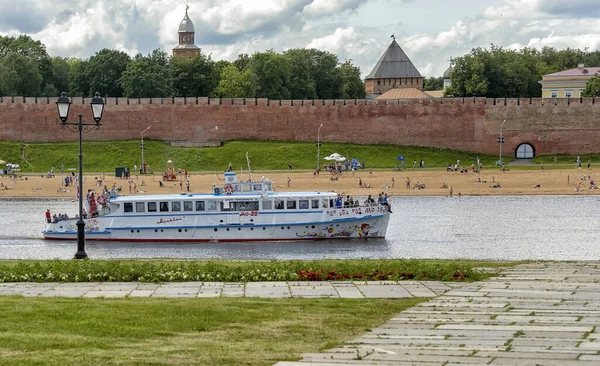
172,202,181,211
299,200,309,209
195,201,205,211
160,202,169,212
221,201,231,211
311,200,319,209
275,199,284,210
183,201,193,212
286,200,297,210
124,202,133,213
322,199,329,208
330,199,335,208
253,184,262,191
262,200,272,210
206,200,217,211
234,201,258,211
135,202,145,212
148,202,157,212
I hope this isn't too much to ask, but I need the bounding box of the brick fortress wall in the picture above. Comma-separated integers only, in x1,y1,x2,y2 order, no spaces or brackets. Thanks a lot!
1,96,599,156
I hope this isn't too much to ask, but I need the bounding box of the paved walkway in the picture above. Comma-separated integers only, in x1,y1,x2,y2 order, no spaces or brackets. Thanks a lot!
276,262,600,365
0,280,459,299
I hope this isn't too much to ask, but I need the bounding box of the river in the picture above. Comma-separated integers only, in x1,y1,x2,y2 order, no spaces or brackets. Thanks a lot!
0,196,598,260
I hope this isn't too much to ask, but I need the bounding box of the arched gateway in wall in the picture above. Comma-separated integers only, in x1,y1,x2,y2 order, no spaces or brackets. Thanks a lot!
515,143,536,159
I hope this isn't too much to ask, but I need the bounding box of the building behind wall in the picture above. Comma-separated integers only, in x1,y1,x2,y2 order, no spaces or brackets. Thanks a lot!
539,64,600,99
173,6,201,59
365,38,424,97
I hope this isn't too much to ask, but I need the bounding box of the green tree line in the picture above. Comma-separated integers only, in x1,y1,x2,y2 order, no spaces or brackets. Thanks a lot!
0,35,366,99
447,45,600,98
3,35,600,99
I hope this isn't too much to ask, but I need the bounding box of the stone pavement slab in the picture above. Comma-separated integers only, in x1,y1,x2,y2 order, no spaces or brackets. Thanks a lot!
0,280,450,299
276,262,600,366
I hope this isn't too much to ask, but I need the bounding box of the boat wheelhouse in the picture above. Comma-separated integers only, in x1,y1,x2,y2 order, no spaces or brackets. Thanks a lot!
43,172,390,242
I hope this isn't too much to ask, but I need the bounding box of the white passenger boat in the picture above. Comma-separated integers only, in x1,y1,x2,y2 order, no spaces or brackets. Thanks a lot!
42,172,391,242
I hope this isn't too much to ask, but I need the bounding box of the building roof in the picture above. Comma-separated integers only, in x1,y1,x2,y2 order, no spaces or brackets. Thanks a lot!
178,8,195,33
173,44,201,50
366,39,422,80
424,90,444,98
543,67,600,77
443,65,454,79
376,88,431,99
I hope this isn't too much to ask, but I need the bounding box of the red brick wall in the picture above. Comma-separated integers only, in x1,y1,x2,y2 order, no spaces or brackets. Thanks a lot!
1,96,599,156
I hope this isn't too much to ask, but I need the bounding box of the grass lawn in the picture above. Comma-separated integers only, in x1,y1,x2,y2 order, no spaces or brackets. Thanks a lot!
0,296,423,365
0,140,502,172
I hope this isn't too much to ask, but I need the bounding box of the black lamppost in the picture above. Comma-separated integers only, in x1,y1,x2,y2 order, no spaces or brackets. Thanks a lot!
316,124,323,170
56,92,105,259
498,119,506,166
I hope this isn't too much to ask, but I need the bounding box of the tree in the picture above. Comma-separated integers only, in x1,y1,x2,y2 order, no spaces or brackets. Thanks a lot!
583,75,600,97
47,57,70,95
213,64,257,98
68,59,90,97
284,49,317,99
233,53,251,71
0,35,52,90
171,54,220,96
312,50,342,99
120,49,174,98
423,76,443,91
86,49,131,97
338,60,366,99
446,52,487,97
41,83,59,97
248,51,291,100
0,53,43,96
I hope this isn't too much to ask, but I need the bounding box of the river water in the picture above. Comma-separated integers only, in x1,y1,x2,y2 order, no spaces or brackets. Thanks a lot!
0,196,598,260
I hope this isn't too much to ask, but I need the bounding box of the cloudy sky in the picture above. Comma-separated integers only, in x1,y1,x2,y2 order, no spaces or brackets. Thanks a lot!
0,0,599,78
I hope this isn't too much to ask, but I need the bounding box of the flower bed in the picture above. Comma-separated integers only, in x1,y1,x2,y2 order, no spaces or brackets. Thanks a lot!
0,259,493,283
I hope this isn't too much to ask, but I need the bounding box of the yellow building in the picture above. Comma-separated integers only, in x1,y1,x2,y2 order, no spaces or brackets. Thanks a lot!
539,65,600,98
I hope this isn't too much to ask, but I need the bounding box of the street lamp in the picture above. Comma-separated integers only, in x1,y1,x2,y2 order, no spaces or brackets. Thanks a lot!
316,124,324,170
56,92,105,260
141,126,150,174
498,119,506,166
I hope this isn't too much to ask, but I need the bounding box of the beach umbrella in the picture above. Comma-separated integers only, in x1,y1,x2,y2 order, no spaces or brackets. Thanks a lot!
324,153,346,162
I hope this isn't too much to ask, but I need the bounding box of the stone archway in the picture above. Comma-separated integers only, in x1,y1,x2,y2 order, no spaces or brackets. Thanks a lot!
515,143,536,159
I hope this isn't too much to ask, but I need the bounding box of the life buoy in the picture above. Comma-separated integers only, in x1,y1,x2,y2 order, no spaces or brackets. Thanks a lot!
224,183,234,195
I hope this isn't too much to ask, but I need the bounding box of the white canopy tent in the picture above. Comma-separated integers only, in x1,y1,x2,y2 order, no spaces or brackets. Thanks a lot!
324,153,346,162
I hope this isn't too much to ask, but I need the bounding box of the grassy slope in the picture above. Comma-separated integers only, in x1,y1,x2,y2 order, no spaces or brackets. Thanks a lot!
0,297,423,365
0,140,504,173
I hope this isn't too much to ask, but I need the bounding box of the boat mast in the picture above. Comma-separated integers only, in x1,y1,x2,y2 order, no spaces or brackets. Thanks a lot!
246,152,253,181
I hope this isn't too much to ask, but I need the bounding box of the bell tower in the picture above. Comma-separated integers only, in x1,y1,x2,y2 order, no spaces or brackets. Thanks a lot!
173,5,201,59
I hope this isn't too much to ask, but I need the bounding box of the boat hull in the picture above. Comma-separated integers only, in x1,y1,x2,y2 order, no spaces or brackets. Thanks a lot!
42,214,390,242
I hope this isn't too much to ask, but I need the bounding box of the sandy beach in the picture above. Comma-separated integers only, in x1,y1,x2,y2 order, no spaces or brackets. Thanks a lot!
0,167,598,199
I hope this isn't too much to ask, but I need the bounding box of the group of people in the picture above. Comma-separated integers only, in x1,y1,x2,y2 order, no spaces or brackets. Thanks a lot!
45,209,69,223
334,192,392,212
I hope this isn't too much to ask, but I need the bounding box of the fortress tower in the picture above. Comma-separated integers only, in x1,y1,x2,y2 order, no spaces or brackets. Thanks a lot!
172,6,201,59
365,37,423,96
